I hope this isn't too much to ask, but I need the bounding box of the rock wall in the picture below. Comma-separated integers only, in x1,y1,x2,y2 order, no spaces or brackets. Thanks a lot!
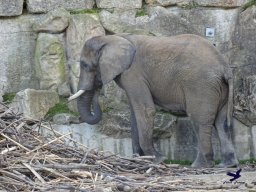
0,0,255,161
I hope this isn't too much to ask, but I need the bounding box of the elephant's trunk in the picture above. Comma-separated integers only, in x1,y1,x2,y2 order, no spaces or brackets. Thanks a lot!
77,90,102,125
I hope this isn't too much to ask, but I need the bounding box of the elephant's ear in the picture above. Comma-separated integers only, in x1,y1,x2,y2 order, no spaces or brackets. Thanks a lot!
99,36,135,85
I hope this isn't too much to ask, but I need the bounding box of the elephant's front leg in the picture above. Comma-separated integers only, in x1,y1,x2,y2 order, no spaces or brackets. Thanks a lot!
130,108,144,156
132,104,164,162
121,78,164,163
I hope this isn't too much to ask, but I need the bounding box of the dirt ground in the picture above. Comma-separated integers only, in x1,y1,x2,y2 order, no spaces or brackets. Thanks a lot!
153,166,256,192
1,102,256,192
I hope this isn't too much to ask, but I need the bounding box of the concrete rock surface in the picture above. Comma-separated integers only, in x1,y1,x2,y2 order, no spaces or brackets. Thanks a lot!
11,89,59,120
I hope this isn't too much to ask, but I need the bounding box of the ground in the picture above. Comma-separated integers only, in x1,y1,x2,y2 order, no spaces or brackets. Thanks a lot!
1,102,256,192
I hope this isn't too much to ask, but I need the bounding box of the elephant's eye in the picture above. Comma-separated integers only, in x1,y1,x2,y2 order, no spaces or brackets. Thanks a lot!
81,61,91,71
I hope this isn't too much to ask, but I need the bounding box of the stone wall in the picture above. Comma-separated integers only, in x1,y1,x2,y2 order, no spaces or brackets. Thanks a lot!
0,0,255,161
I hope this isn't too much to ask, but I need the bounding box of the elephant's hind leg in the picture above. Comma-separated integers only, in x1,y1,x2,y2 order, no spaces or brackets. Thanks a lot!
190,122,215,168
186,101,216,168
215,103,238,168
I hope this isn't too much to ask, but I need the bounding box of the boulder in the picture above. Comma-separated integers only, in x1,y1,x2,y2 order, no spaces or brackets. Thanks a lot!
99,9,151,34
232,6,256,126
66,14,105,92
0,15,41,93
35,33,67,90
0,0,23,16
96,0,142,9
26,0,94,13
57,82,71,97
32,8,71,33
11,89,59,120
145,0,248,7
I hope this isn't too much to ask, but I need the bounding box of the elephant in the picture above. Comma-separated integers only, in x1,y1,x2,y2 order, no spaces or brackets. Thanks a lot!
68,34,239,168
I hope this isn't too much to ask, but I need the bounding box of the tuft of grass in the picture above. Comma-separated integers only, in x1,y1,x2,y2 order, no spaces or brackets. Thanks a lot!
2,92,16,104
46,97,78,119
239,158,256,164
181,1,199,9
70,9,100,15
242,0,256,11
136,8,147,17
102,106,114,113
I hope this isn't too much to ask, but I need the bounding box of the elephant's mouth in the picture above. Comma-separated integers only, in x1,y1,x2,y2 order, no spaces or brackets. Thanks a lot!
68,90,102,125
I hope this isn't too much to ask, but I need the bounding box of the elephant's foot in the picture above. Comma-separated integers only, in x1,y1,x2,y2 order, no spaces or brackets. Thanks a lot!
191,152,214,168
216,153,239,168
153,153,167,164
191,160,214,168
216,162,238,168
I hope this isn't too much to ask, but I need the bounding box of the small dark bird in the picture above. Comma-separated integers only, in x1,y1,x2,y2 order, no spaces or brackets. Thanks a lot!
227,168,242,182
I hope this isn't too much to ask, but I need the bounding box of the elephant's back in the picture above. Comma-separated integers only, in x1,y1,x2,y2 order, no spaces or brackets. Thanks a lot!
125,34,228,110
127,34,227,81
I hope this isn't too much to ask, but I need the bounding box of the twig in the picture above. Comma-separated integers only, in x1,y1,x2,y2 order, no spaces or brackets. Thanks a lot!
26,132,71,154
38,167,74,181
33,163,99,170
0,146,17,155
0,133,31,152
0,170,35,186
23,163,46,184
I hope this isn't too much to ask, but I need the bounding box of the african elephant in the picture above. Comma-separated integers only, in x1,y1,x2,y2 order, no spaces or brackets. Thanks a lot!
68,34,239,168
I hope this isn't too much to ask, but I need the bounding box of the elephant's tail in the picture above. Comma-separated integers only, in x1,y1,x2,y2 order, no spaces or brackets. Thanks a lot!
227,78,233,128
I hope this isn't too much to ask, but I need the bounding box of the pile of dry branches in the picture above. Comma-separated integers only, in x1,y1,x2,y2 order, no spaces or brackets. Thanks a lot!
0,102,184,191
1,102,256,192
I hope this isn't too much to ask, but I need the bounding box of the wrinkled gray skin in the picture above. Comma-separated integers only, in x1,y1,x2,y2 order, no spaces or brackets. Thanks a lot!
72,34,239,168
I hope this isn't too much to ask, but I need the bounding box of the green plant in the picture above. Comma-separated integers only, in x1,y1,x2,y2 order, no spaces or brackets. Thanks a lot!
46,97,78,119
2,92,16,104
136,8,147,17
181,1,199,9
239,158,256,164
70,9,100,15
102,106,114,113
242,0,256,11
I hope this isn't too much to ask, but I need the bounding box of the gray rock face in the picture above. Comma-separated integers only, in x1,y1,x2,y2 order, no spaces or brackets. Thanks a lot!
145,0,247,7
196,0,248,7
0,15,40,93
26,0,95,13
66,14,105,93
96,0,142,8
100,6,238,56
66,14,106,62
0,0,23,16
234,76,256,126
232,119,252,160
232,7,256,126
35,33,67,90
52,113,79,125
50,115,254,160
11,89,59,120
57,82,71,97
99,9,150,34
32,8,71,33
252,125,256,157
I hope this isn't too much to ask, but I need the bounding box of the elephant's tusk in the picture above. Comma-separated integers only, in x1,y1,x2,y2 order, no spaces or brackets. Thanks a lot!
68,90,85,101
